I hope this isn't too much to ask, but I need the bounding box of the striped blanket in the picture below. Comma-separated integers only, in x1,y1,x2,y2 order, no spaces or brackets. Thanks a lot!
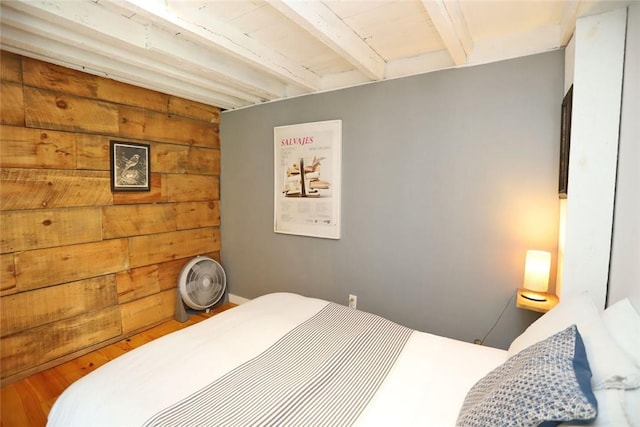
144,303,413,427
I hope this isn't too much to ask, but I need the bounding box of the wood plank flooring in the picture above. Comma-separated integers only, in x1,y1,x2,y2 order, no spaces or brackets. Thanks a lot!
0,303,236,427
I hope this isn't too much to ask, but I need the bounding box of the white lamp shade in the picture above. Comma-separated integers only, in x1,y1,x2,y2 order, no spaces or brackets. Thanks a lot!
523,250,551,293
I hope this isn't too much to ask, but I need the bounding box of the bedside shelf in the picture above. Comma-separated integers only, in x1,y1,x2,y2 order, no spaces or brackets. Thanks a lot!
516,288,559,313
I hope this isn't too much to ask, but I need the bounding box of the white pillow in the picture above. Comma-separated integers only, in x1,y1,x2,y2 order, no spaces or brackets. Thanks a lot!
602,298,640,366
579,316,640,390
508,291,600,356
625,388,640,426
508,291,640,390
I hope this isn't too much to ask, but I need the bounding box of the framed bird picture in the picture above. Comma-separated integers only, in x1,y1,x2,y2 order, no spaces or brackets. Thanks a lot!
110,140,150,192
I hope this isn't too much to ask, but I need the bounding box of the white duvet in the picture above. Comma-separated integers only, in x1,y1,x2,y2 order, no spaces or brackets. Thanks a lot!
47,293,507,427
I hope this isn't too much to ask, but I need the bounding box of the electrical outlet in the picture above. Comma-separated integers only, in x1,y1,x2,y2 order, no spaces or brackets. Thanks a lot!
348,294,357,309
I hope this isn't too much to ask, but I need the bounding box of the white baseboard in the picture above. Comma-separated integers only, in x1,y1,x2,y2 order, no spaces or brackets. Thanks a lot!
229,293,250,305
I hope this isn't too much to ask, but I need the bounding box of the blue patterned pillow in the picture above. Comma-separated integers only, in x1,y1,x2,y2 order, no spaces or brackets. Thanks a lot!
457,325,597,427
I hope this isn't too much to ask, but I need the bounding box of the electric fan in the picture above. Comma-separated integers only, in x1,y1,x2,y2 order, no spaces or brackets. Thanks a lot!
175,256,227,322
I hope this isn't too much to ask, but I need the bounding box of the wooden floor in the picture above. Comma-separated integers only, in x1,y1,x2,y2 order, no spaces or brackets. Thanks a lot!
0,303,236,427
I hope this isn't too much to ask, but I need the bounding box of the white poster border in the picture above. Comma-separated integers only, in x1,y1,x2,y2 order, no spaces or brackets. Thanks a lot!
274,120,341,239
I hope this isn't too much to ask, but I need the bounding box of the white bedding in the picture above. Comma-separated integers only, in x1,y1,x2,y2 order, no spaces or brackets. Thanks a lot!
47,293,507,427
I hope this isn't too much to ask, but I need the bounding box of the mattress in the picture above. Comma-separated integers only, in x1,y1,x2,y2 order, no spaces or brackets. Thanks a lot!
47,293,507,427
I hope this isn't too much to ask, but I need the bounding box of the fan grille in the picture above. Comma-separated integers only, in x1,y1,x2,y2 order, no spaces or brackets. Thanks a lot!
179,257,226,310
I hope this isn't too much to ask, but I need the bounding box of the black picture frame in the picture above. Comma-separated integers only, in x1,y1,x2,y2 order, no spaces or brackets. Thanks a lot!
559,85,573,199
110,140,150,192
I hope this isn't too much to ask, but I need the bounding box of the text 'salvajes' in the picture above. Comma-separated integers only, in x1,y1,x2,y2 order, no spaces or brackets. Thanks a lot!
281,136,314,146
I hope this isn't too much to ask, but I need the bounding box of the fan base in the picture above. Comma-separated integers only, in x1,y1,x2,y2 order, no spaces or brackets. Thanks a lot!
174,290,228,322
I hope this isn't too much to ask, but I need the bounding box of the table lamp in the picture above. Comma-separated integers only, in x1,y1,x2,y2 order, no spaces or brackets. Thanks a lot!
521,250,551,302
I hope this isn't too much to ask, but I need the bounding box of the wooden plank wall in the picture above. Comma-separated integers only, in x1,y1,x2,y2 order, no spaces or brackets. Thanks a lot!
0,51,222,385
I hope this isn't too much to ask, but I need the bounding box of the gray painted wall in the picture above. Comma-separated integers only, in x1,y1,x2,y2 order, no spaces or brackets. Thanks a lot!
220,51,563,349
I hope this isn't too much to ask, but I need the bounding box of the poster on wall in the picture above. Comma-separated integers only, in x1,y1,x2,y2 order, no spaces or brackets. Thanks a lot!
274,120,341,239
110,140,150,192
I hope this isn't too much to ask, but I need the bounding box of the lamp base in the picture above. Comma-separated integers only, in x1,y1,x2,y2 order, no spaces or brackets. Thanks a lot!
516,288,559,313
520,292,547,302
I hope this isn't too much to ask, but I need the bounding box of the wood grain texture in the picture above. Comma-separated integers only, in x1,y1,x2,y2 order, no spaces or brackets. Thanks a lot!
184,146,220,175
0,125,76,170
119,289,175,334
152,143,220,175
1,51,221,382
24,87,120,134
0,207,102,253
158,257,192,291
0,51,22,83
119,106,219,147
176,201,220,229
102,203,176,239
0,168,112,210
164,173,219,202
115,264,159,304
112,172,163,205
1,253,17,296
1,51,24,128
15,239,129,291
0,81,25,126
168,96,220,123
75,133,109,170
1,307,122,379
129,228,220,268
0,276,117,337
22,57,169,113
1,380,48,427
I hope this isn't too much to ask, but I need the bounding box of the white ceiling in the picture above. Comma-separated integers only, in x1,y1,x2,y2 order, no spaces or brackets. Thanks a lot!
0,0,632,110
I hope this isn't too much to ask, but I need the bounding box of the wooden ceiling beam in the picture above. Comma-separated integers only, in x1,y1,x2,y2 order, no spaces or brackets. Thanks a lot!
0,23,248,110
141,25,283,101
421,0,469,66
441,0,474,56
270,0,386,81
114,0,321,92
2,1,287,105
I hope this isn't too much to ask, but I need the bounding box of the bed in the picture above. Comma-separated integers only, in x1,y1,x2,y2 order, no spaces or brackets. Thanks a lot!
47,292,640,427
